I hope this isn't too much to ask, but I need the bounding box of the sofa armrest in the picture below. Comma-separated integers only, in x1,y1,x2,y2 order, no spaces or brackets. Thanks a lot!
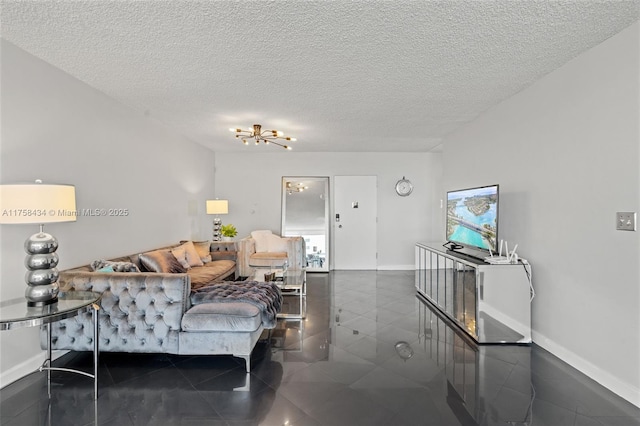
237,237,256,277
46,271,191,353
283,236,305,270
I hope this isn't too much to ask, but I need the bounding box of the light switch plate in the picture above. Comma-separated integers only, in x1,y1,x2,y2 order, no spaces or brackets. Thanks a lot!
616,212,636,231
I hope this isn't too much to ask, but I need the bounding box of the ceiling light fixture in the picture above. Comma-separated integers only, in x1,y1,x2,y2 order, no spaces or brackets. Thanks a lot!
230,124,297,150
286,181,308,195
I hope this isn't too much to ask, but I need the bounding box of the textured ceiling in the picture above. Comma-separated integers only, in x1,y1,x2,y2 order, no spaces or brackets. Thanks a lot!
1,1,639,153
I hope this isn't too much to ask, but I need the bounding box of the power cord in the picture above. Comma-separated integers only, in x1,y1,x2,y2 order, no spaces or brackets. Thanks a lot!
518,258,535,302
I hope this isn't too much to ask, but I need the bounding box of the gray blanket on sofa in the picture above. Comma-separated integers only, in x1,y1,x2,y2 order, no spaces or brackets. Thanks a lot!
190,281,283,328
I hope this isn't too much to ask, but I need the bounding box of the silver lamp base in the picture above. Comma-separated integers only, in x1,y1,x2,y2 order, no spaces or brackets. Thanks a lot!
24,230,60,306
212,218,222,241
26,283,59,306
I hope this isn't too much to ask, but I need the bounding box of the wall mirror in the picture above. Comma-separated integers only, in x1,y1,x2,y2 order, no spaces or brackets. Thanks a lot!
281,176,330,272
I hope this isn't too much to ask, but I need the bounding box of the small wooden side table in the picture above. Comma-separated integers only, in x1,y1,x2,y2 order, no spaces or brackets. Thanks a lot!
210,241,237,259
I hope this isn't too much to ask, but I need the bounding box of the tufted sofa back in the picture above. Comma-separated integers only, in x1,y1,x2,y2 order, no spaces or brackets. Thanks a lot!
46,268,191,354
63,244,179,274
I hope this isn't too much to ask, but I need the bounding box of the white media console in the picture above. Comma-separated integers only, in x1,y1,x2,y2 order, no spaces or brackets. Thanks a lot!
415,242,532,344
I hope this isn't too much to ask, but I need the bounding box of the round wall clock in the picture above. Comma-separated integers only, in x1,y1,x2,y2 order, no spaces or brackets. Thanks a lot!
395,177,413,196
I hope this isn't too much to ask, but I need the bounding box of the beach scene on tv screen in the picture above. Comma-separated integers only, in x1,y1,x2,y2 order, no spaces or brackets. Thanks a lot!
447,186,498,251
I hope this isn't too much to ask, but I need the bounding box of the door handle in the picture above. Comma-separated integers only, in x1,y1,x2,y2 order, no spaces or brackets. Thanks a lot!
335,213,340,222
338,224,343,228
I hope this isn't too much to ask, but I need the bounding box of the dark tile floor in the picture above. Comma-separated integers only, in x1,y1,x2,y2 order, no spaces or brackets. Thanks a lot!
1,271,639,426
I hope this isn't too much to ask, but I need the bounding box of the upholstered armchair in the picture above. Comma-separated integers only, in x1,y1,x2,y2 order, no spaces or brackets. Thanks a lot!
237,230,305,278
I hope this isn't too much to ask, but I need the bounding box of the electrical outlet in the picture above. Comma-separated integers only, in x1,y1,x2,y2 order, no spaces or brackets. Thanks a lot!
616,212,636,231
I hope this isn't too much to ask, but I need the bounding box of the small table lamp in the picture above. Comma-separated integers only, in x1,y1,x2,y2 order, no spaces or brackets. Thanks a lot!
206,199,228,241
0,181,77,306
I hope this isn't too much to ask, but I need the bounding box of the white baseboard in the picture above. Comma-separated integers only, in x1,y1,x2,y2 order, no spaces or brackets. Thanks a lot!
0,350,67,390
377,264,415,270
532,330,640,408
0,352,45,389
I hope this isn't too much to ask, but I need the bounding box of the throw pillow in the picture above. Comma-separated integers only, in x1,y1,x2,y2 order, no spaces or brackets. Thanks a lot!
171,242,204,269
97,265,114,273
90,260,140,272
267,233,289,252
181,241,204,267
191,240,212,263
139,250,187,273
170,246,191,269
251,230,272,253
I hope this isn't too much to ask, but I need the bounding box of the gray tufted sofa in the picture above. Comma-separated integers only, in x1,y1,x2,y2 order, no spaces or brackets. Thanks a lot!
41,242,274,372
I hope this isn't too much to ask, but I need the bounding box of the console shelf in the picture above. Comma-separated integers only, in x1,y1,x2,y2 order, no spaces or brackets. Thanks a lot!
415,242,531,344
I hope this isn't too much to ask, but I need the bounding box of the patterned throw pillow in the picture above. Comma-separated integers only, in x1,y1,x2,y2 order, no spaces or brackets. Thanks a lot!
139,250,187,273
91,260,140,272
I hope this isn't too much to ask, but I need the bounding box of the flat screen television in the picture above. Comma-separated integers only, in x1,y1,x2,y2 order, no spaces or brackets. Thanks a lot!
446,184,499,254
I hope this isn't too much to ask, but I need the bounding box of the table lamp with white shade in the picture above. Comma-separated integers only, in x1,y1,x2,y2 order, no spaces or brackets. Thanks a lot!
206,199,228,241
0,180,77,306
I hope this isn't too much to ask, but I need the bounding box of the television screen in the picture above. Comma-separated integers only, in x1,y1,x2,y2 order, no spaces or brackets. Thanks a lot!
446,184,499,252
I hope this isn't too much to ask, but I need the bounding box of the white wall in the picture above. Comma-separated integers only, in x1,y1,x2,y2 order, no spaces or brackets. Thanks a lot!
442,22,640,406
0,40,217,387
214,152,443,270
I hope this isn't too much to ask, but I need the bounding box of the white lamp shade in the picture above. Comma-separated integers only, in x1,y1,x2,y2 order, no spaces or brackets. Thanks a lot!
0,183,77,224
206,199,228,215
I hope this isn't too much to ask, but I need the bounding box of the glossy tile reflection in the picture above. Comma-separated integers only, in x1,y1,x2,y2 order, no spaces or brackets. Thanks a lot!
1,271,639,426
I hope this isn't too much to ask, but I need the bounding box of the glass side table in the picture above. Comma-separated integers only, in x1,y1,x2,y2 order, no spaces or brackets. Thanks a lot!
250,259,289,282
276,269,306,319
0,291,102,399
249,265,306,319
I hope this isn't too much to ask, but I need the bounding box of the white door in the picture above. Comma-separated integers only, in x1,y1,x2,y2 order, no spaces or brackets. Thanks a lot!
334,176,377,269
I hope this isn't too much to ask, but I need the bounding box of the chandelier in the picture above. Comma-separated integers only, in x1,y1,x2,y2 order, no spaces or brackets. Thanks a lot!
229,124,297,150
286,181,308,195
